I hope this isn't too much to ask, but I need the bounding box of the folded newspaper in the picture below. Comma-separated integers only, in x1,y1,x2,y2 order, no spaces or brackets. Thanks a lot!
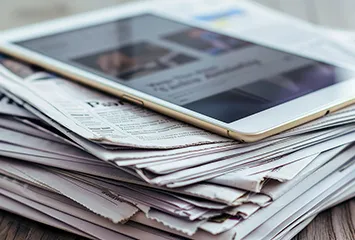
1,0,355,239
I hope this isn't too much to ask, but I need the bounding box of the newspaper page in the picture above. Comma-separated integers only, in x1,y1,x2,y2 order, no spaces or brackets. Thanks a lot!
0,115,70,144
0,157,258,237
0,188,134,240
0,91,37,119
232,144,355,240
3,87,354,194
207,153,320,192
0,175,182,240
129,145,355,240
273,181,355,240
268,181,355,240
161,131,355,188
141,126,355,187
0,126,97,161
260,145,348,200
2,69,344,190
243,148,355,240
0,56,229,149
0,157,139,223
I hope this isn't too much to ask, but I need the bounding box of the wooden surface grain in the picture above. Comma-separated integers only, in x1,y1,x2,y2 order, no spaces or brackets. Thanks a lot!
0,210,86,240
1,198,355,240
293,198,355,240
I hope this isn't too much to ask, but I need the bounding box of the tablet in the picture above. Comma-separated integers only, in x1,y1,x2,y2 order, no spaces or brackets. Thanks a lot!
1,7,355,142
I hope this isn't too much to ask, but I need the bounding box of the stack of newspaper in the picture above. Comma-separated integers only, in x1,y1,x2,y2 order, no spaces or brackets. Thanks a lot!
1,0,355,239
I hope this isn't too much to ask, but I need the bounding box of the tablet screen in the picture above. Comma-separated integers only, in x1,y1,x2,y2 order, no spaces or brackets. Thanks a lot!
15,14,355,123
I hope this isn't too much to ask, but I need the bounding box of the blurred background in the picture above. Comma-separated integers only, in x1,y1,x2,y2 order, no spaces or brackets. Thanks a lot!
0,0,354,31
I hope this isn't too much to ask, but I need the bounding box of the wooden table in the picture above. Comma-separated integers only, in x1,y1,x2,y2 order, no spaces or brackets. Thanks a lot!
1,198,355,240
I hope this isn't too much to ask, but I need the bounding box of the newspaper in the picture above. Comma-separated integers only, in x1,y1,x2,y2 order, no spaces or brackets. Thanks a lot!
0,138,309,195
0,115,69,144
274,181,355,240
0,154,257,210
243,150,355,240
0,59,228,149
3,88,355,190
0,84,237,163
0,126,250,206
2,143,348,240
0,130,347,238
0,157,139,223
0,1,354,239
207,153,320,192
143,127,342,174
0,126,97,160
144,126,355,187
231,144,355,240
1,158,354,240
0,175,183,240
0,158,243,236
5,63,355,195
265,181,355,240
1,51,355,189
0,142,248,206
0,92,37,119
2,164,354,240
0,189,134,240
0,142,138,183
261,145,348,200
2,85,349,194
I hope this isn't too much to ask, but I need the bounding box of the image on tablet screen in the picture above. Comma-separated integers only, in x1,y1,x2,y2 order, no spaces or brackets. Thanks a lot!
74,41,197,81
